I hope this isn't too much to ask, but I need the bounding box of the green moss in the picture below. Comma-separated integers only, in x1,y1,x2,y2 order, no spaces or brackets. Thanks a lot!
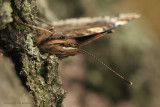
14,0,34,22
15,23,27,30
22,0,31,12
21,31,65,106
14,0,22,10
2,2,13,22
21,30,65,106
25,33,41,70
21,0,31,17
0,1,13,30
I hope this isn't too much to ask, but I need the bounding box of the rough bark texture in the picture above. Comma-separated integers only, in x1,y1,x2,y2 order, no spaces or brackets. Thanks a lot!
0,0,65,107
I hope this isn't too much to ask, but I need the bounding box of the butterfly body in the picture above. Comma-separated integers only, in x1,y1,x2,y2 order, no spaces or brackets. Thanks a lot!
36,23,114,58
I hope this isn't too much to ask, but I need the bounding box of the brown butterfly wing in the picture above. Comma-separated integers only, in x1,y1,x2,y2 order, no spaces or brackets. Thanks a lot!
51,13,140,39
37,13,140,58
53,22,113,37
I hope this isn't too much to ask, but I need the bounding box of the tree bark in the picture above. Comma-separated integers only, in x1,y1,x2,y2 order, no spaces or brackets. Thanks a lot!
0,0,65,107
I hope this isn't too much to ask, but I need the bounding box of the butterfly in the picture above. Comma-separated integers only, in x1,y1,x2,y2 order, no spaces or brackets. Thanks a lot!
22,13,140,85
35,13,139,58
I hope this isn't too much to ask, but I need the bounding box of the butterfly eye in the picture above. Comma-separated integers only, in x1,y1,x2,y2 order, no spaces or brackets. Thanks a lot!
65,39,76,47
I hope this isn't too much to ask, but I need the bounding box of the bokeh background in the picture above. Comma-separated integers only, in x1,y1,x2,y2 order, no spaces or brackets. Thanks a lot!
37,0,160,107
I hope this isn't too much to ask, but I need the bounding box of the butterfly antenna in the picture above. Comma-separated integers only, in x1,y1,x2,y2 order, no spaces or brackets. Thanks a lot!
80,48,132,85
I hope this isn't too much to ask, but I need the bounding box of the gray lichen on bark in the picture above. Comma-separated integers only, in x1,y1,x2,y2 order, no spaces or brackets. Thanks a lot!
0,0,65,107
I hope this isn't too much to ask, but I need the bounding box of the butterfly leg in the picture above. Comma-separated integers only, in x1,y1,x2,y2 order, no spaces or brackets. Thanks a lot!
20,22,54,37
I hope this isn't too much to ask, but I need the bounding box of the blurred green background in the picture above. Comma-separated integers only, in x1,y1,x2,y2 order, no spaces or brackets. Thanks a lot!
37,0,160,107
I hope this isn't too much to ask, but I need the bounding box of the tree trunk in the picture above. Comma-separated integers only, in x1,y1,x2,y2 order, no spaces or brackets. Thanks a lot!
0,0,65,107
